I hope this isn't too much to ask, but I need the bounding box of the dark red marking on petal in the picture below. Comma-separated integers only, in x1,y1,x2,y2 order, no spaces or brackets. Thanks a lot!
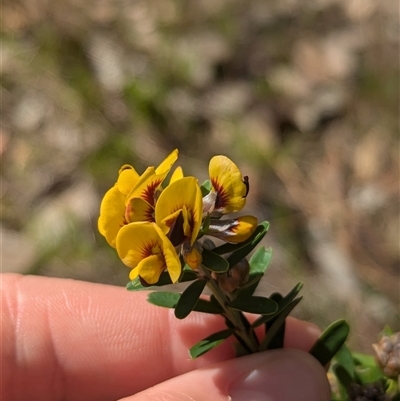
141,179,163,206
210,178,229,209
243,176,249,198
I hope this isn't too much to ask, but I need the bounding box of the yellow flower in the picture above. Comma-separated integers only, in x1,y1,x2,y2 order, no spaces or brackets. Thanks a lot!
208,155,249,215
207,215,258,243
98,149,178,247
116,222,181,284
155,176,203,246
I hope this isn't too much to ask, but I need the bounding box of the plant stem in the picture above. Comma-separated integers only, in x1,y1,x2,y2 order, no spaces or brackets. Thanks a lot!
199,264,259,353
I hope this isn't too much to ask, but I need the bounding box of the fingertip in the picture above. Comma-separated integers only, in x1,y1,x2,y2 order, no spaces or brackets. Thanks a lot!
120,349,331,401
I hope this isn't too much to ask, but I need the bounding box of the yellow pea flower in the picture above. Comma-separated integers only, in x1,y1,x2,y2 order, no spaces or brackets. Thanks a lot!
155,176,202,246
98,149,178,248
208,155,249,215
116,222,181,284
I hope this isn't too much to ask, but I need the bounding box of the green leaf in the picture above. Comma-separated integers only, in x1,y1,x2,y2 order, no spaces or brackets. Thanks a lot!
352,352,379,368
251,284,303,328
193,298,224,314
235,273,263,299
213,221,270,255
147,291,180,308
333,364,354,391
189,328,235,359
200,179,212,196
201,248,229,273
229,295,278,315
249,247,273,274
258,297,302,351
309,320,350,366
334,344,355,379
227,222,270,268
174,279,207,319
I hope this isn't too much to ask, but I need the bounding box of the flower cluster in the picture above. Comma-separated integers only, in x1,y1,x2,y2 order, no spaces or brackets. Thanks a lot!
98,150,258,285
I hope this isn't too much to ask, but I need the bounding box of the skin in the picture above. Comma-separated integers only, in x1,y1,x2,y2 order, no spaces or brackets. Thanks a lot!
1,273,330,401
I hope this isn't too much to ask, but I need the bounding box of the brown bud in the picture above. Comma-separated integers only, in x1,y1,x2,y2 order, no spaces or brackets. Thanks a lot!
217,258,250,293
372,332,400,379
347,381,390,401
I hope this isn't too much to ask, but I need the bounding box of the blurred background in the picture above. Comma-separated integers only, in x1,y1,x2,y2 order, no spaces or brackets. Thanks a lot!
2,0,399,353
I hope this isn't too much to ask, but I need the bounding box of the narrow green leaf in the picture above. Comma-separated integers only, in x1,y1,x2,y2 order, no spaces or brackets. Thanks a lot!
309,320,350,366
147,291,180,308
251,284,302,328
258,297,302,351
213,221,270,255
200,179,212,196
126,278,146,291
193,299,224,314
333,364,354,391
249,247,273,274
334,344,355,379
201,249,229,273
175,279,207,319
229,295,278,315
189,328,235,359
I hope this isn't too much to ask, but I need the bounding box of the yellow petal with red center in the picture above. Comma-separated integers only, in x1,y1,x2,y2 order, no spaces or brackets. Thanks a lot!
98,185,126,248
116,222,156,268
117,165,140,196
125,197,154,223
155,176,202,246
209,155,248,214
135,254,165,284
170,166,184,183
116,222,181,283
155,149,179,175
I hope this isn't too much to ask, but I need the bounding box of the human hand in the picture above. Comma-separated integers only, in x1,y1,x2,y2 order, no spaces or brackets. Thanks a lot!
1,274,330,401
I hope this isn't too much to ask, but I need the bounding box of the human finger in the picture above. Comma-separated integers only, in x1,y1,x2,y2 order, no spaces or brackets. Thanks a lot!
119,348,330,401
1,273,321,401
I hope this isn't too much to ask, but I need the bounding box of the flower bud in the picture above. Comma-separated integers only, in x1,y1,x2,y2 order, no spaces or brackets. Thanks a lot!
217,258,250,293
347,381,390,401
372,332,400,379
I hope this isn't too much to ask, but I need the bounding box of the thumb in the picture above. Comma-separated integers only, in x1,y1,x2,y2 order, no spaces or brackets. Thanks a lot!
119,349,331,401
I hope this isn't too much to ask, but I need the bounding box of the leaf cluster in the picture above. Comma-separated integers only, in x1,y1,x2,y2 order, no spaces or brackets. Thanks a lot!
329,333,400,401
126,221,349,365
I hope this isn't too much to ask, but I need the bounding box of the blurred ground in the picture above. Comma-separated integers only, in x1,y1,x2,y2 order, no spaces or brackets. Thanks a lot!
1,0,399,353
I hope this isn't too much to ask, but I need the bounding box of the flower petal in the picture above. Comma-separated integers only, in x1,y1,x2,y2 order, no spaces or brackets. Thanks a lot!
207,215,258,243
135,254,165,284
155,149,179,175
155,176,203,246
125,197,154,223
117,165,140,196
98,185,126,248
170,166,184,183
209,155,248,214
153,224,182,283
116,222,181,284
116,222,160,268
182,242,202,270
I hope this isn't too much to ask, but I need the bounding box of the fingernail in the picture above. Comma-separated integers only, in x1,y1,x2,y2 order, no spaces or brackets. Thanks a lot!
229,349,330,401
